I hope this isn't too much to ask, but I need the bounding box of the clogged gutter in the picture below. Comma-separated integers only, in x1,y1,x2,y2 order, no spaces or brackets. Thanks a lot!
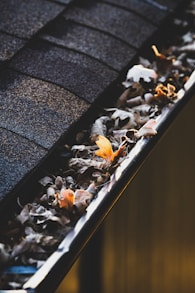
0,2,195,290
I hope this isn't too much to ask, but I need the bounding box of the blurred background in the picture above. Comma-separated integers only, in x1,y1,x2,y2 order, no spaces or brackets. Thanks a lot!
56,95,195,293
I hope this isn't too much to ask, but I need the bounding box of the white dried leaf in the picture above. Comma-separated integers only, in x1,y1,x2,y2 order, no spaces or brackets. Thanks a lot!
180,41,195,52
8,282,22,289
135,119,157,138
29,204,51,217
90,116,110,141
26,233,58,246
0,243,12,267
38,176,53,187
69,158,104,171
111,109,134,120
131,104,151,116
55,176,64,189
186,58,195,69
12,239,46,257
71,144,95,158
126,95,143,107
182,32,194,44
124,64,157,84
111,109,137,129
17,204,31,224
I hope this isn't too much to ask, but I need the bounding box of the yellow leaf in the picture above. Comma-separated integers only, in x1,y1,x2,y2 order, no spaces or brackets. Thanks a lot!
95,135,124,163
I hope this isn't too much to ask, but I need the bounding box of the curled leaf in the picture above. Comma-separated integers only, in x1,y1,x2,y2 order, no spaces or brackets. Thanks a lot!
90,116,110,142
152,45,174,72
95,135,125,163
55,188,74,210
69,158,104,173
116,83,145,107
110,109,137,129
135,119,157,138
74,189,93,215
154,83,177,104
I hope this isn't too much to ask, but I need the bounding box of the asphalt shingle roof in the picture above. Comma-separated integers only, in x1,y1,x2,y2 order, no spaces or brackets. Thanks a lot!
9,40,118,102
0,0,64,39
62,2,157,48
0,0,187,205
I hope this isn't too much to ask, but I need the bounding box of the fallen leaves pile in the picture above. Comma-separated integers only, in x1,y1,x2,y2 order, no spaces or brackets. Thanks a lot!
0,2,195,289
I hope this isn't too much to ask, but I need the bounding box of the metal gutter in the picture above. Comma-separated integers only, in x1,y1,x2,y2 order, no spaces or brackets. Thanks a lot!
22,77,195,292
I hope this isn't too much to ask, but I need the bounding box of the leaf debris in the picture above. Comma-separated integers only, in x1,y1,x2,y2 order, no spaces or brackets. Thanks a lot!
0,2,195,289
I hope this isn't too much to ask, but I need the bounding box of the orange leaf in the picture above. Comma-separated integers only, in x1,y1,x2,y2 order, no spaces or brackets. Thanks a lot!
154,83,177,101
95,135,124,163
152,45,167,60
55,188,74,210
152,45,174,73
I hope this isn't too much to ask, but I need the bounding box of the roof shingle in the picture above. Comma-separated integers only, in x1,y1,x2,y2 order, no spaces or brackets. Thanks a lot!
0,69,90,149
9,40,119,102
0,0,187,203
0,0,64,39
62,2,157,48
40,18,135,71
0,128,47,200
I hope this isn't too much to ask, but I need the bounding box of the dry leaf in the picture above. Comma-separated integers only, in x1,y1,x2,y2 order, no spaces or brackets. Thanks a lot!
74,189,93,215
152,45,174,72
180,41,195,52
116,83,145,107
95,135,125,163
90,116,110,141
69,158,104,173
0,243,12,268
154,83,177,104
110,109,137,129
123,64,157,85
38,176,53,187
135,119,157,138
55,188,74,210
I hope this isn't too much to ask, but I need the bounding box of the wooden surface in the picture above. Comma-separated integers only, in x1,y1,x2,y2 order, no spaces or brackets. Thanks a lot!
56,95,195,293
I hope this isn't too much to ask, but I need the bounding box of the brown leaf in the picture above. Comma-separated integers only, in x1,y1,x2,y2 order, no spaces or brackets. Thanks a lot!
74,189,93,215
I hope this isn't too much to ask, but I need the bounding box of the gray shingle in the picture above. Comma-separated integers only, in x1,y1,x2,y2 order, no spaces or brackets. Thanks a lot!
152,0,184,10
0,0,64,39
52,0,73,4
9,41,119,103
0,69,90,149
101,0,167,24
0,0,187,204
0,128,47,200
63,2,157,48
0,32,25,62
40,18,135,71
